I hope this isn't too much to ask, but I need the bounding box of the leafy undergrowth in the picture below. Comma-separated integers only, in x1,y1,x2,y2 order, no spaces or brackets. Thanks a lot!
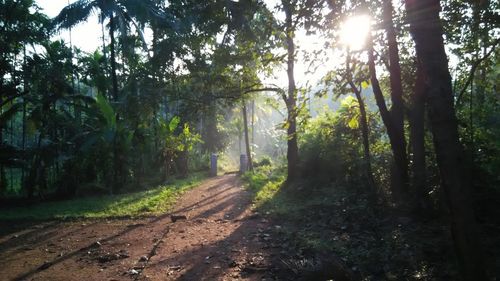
0,172,207,220
242,166,461,280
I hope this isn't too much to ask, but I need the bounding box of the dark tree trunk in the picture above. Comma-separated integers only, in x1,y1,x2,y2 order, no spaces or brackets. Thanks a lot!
405,0,486,279
0,130,4,194
22,95,26,184
0,79,4,193
164,153,171,181
383,0,409,198
152,25,160,82
238,129,242,155
251,99,255,144
350,82,376,192
242,103,253,171
346,52,375,193
109,15,119,102
284,2,299,181
383,0,405,134
176,149,189,178
101,13,107,62
410,67,429,212
26,132,44,199
109,15,121,193
368,41,408,202
22,45,27,185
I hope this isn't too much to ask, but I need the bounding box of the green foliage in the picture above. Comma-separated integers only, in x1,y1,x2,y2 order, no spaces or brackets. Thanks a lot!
299,97,370,185
95,93,116,128
299,95,392,190
159,117,202,160
0,173,206,220
254,155,273,167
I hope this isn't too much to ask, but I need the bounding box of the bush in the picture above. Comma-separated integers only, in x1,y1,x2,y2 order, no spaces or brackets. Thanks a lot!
299,97,387,187
254,155,273,167
300,110,360,184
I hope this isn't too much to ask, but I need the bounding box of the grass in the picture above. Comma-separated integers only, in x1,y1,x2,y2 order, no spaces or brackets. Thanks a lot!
241,164,286,208
0,172,207,220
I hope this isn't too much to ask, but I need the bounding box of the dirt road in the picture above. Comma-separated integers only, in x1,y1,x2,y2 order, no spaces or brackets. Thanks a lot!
0,175,286,281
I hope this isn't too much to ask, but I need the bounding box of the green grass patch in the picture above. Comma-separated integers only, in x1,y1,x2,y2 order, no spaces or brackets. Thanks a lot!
0,172,207,220
241,164,286,207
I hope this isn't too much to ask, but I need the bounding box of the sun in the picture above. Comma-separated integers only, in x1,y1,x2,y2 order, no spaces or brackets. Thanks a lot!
340,15,371,51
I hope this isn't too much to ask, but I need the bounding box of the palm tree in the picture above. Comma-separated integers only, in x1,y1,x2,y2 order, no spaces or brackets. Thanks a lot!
53,0,158,102
53,0,161,192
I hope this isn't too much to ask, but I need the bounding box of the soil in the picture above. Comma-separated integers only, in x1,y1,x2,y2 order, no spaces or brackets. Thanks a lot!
0,175,292,281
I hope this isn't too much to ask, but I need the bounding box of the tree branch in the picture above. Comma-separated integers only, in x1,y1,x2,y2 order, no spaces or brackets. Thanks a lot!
455,38,499,106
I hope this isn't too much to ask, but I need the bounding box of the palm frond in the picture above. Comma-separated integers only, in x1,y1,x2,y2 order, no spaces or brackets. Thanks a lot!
120,0,157,22
52,0,98,30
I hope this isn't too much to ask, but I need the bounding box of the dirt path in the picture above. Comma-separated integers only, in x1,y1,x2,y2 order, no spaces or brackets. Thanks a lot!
0,175,287,281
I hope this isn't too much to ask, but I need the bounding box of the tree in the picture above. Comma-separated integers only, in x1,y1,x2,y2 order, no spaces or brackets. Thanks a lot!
345,51,376,193
381,0,408,199
405,0,486,279
409,66,428,212
0,0,49,193
54,0,163,191
282,0,299,181
275,0,324,181
443,0,499,199
53,0,157,101
242,101,254,171
328,0,409,201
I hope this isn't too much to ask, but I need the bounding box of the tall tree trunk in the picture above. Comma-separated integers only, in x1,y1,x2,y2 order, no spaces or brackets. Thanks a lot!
101,13,107,61
109,15,121,193
383,0,409,199
346,51,375,192
251,99,255,144
22,45,27,188
152,25,160,81
22,89,26,186
0,102,4,193
0,59,6,193
242,102,253,171
349,82,376,192
405,0,486,279
164,152,171,181
238,129,242,155
367,39,407,202
100,14,109,99
109,15,119,102
283,2,299,181
410,67,429,212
